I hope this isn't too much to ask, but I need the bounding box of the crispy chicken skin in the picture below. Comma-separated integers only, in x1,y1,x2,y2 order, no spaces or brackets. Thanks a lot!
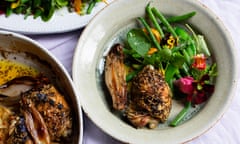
126,65,172,128
6,84,72,144
0,75,73,143
105,44,127,110
6,115,34,144
126,102,159,129
105,43,172,128
20,84,72,142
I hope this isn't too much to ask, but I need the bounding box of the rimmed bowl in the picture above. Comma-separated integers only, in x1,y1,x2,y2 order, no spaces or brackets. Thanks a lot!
72,0,237,143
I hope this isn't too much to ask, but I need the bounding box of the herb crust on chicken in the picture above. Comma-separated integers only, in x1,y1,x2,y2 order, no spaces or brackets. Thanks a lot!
127,65,172,128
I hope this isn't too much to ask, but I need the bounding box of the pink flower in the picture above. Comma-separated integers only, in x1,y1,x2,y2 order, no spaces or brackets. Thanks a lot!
174,75,215,105
174,76,194,95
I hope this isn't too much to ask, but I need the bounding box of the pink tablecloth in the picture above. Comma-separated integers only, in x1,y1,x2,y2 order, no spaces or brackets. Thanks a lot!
26,0,240,143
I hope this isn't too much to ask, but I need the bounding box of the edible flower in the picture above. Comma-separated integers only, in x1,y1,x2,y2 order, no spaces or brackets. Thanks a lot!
73,0,83,14
174,75,214,105
11,0,20,9
166,35,176,49
192,54,206,70
174,76,194,95
143,28,161,43
192,74,215,104
147,48,158,55
161,34,178,49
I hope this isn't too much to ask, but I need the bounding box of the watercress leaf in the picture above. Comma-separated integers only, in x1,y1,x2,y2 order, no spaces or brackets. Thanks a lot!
24,6,31,19
33,8,43,19
143,55,156,66
41,0,55,21
127,29,151,57
21,0,30,4
6,7,12,17
165,64,179,84
56,0,68,7
208,63,217,77
13,6,24,14
175,26,190,41
132,53,142,58
33,0,41,7
171,53,185,68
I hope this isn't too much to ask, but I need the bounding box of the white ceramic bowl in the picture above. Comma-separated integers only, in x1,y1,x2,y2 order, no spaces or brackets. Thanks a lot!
0,30,83,144
72,0,237,143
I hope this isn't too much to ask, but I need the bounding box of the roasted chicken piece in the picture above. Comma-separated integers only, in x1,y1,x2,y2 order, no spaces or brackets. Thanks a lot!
7,115,34,144
2,74,72,144
0,105,13,143
126,102,159,129
21,96,51,144
126,65,172,128
20,84,72,142
105,44,127,110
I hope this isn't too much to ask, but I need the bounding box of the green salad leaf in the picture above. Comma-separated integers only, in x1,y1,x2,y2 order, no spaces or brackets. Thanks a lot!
127,29,151,57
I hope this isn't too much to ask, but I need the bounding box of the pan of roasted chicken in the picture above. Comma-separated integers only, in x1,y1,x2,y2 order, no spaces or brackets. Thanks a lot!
0,31,83,144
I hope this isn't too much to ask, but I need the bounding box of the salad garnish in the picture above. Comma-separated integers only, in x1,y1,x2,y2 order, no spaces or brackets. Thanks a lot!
0,0,107,21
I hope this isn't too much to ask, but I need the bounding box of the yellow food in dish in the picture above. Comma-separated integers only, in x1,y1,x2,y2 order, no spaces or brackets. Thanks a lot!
0,60,39,86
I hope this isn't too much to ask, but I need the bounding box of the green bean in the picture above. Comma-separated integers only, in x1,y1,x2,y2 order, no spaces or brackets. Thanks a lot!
181,63,190,76
183,49,191,65
186,24,199,55
186,47,193,58
126,70,138,82
197,35,211,56
151,7,178,38
186,40,197,57
175,26,196,58
146,4,164,37
87,0,103,14
138,17,162,50
170,102,191,127
167,11,196,23
87,1,97,14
